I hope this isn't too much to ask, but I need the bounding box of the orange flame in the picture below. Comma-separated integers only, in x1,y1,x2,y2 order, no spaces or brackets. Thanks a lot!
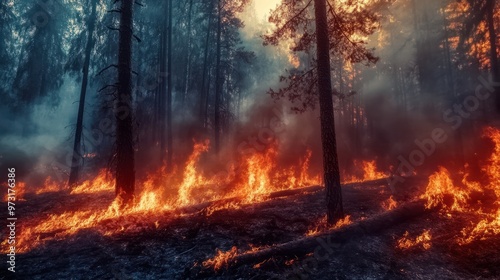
70,169,114,194
202,246,238,270
396,229,432,250
36,177,65,194
344,160,387,183
420,127,500,245
3,181,26,202
8,139,326,253
306,215,352,236
381,195,397,211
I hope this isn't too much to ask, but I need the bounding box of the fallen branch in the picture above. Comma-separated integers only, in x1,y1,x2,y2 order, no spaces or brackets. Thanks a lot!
202,199,436,272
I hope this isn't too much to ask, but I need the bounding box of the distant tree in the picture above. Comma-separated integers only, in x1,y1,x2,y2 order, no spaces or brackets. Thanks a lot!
12,1,66,106
458,0,499,111
264,0,379,224
0,1,15,100
214,0,250,153
68,0,99,187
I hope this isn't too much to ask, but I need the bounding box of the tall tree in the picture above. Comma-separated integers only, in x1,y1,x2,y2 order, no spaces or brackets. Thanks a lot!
13,1,66,106
167,0,173,169
314,0,344,224
458,0,499,111
264,0,379,224
214,0,223,154
486,0,499,111
115,0,135,205
68,0,98,187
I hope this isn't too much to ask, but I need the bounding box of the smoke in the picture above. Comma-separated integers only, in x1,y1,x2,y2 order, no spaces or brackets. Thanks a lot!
0,75,97,187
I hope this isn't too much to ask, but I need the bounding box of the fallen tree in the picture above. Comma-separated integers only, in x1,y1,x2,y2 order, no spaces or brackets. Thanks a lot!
199,198,437,273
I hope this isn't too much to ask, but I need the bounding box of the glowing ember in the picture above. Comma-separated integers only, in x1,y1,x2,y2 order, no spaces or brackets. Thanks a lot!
36,177,66,194
396,229,432,250
458,209,500,245
381,195,397,211
3,181,26,202
202,246,238,270
306,215,352,236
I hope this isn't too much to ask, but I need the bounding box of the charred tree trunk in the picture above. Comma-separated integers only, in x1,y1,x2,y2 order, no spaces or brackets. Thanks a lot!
166,0,173,170
159,3,167,162
486,0,500,112
68,0,98,187
199,3,214,125
314,0,344,225
182,0,193,108
115,0,135,205
214,0,222,154
211,200,433,272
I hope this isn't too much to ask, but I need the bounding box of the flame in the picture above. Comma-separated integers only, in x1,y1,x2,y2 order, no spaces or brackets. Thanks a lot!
396,229,432,250
306,215,352,236
36,177,66,194
177,140,211,206
3,181,26,202
7,139,326,253
344,160,387,183
419,127,500,245
457,127,500,244
202,246,238,271
381,195,397,211
70,169,114,194
458,209,500,245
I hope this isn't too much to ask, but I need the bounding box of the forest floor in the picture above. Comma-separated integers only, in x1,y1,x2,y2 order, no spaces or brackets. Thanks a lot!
2,177,500,280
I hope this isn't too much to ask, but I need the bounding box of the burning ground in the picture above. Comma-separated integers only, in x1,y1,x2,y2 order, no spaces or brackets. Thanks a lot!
0,127,499,279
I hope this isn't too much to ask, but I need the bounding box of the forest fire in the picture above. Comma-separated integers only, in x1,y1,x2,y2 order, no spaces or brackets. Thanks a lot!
396,229,432,250
305,215,353,236
202,246,238,271
3,140,325,254
2,0,499,277
343,160,388,183
381,195,398,211
419,127,500,245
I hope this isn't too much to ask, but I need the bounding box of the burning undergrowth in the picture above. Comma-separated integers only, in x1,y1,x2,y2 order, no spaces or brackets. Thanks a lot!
418,127,500,246
4,118,500,278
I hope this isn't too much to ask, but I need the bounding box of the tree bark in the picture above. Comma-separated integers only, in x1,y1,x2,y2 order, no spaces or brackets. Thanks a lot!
211,200,432,271
486,0,500,112
314,0,343,225
182,0,193,108
115,0,135,205
199,8,213,124
159,3,167,163
214,0,222,154
167,0,174,170
68,0,98,187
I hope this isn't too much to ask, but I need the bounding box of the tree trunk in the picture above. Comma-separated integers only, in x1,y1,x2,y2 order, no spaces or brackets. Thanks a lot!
167,0,173,170
214,0,222,154
199,4,214,124
199,199,433,273
115,0,135,205
68,0,98,187
159,3,167,163
182,0,193,108
487,0,500,112
314,0,343,225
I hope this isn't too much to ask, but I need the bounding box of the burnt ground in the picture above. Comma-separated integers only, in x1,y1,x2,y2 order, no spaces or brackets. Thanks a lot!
1,177,499,280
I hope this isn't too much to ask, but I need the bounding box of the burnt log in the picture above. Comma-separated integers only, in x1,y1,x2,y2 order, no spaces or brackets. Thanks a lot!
203,199,436,272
